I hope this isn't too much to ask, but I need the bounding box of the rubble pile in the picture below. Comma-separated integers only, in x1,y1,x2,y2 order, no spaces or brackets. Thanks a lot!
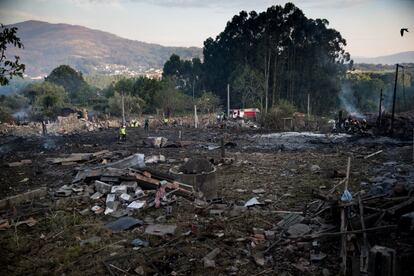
0,113,117,136
54,152,194,216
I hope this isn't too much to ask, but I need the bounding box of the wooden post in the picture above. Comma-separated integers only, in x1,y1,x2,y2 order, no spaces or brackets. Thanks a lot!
121,91,125,125
391,64,400,134
220,137,225,159
341,157,351,275
358,194,369,273
227,84,230,118
378,89,383,127
194,105,198,129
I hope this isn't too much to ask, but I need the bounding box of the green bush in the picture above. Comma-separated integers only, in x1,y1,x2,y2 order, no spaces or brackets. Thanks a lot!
260,100,297,129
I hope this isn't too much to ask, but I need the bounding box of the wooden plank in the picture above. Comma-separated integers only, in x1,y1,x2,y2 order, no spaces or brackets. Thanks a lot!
0,187,47,209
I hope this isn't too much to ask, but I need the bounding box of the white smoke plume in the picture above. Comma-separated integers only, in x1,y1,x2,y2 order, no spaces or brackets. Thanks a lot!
338,82,365,118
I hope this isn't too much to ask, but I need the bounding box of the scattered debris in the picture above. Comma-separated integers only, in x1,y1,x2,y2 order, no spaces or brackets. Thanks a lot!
104,216,144,232
144,224,177,236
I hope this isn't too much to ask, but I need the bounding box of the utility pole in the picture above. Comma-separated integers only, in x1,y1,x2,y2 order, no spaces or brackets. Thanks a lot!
194,105,198,128
378,89,383,127
193,78,197,128
307,93,310,117
227,84,230,118
121,90,125,125
391,64,401,134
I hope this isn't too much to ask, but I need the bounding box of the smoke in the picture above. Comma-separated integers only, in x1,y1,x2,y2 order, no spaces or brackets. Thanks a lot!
12,108,30,120
338,82,365,118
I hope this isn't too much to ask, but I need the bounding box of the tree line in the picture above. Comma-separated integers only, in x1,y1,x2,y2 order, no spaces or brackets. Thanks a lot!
0,64,220,122
164,2,351,115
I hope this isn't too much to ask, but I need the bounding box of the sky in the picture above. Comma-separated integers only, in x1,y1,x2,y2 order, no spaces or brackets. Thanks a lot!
0,0,413,57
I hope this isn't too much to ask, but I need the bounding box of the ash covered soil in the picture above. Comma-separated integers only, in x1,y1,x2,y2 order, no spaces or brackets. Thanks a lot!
0,126,413,275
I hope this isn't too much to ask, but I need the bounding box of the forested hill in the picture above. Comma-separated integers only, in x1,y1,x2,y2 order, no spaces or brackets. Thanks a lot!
354,51,414,65
5,20,202,77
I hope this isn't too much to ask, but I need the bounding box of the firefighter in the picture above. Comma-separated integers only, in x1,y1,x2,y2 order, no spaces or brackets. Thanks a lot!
119,124,126,141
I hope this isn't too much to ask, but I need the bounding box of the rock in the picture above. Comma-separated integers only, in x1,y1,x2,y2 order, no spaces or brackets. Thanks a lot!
265,230,275,240
310,165,321,174
80,236,101,246
134,266,145,275
321,268,330,276
91,205,104,214
287,223,311,237
252,188,266,194
131,238,149,248
253,252,265,266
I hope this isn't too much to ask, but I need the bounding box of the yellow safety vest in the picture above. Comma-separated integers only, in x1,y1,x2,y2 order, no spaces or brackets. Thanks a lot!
119,127,126,135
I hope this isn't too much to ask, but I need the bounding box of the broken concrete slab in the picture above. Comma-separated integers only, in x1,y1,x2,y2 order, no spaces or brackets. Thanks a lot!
287,223,311,237
111,185,127,194
127,200,146,211
90,191,103,200
106,194,116,209
144,224,177,236
119,193,132,202
104,216,144,232
121,181,138,192
94,180,112,194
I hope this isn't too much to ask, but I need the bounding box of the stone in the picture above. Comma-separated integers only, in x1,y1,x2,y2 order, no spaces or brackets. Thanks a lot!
252,188,266,194
80,236,101,246
310,165,321,174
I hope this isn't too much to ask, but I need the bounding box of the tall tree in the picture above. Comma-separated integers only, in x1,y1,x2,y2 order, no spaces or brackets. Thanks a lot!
0,24,25,86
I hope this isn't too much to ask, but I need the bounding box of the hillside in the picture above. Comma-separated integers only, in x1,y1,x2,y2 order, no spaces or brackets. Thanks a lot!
353,51,414,65
5,20,202,77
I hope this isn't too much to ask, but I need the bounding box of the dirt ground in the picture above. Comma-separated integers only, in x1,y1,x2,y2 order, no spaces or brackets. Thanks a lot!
0,126,413,275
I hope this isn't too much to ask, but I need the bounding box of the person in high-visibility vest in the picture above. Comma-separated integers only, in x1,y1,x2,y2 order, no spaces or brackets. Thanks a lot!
119,125,126,141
